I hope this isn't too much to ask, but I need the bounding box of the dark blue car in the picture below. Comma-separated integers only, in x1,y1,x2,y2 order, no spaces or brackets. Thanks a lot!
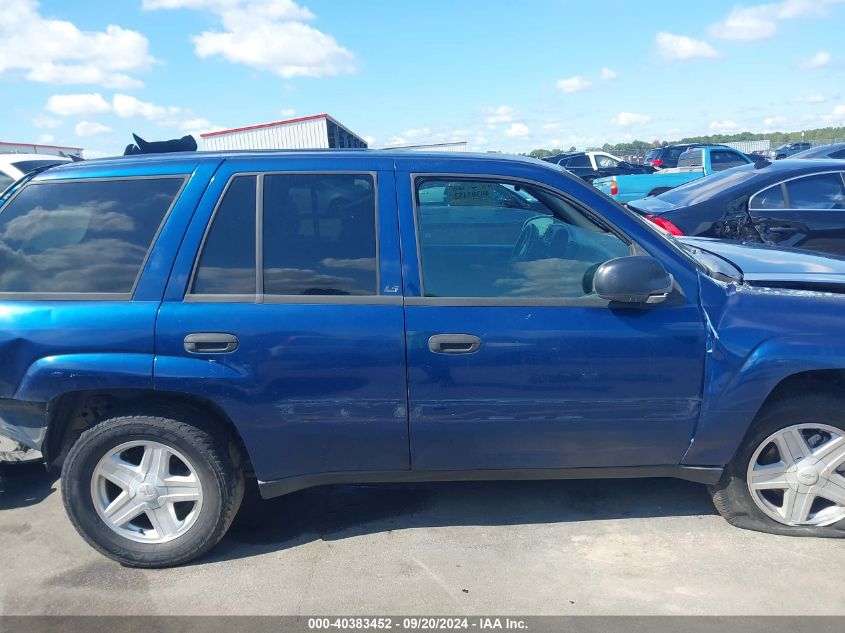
1,150,844,567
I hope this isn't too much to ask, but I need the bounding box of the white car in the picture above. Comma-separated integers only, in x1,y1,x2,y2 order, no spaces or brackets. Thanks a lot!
0,153,71,191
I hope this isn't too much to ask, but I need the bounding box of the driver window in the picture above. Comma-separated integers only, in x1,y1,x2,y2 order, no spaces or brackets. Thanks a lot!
415,178,630,298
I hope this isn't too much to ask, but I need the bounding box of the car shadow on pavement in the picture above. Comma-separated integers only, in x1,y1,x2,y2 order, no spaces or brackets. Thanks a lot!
206,477,717,564
0,461,58,510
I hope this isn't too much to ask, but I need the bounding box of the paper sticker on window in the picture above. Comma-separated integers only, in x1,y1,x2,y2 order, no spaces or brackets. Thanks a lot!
447,182,496,206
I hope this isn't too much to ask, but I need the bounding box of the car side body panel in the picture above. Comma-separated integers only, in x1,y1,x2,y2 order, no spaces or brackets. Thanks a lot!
683,274,845,464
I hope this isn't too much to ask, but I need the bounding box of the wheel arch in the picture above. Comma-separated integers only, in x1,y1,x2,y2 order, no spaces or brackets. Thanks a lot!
44,388,254,475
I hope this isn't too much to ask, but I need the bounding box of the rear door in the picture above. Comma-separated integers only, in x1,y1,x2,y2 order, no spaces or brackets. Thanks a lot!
155,155,409,483
749,171,845,255
396,158,708,472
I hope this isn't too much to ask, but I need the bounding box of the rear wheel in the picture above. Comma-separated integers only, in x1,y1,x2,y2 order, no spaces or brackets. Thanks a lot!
710,393,845,537
62,412,245,567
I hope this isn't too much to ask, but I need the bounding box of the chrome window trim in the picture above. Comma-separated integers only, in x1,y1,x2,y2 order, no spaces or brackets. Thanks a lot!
186,170,384,305
749,170,845,211
0,174,188,301
410,172,633,305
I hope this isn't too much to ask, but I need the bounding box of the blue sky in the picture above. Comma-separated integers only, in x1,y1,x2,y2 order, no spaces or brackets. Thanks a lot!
2,0,845,157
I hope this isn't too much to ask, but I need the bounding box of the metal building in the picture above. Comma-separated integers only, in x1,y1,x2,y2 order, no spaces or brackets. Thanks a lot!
200,114,367,151
0,140,83,158
381,142,468,153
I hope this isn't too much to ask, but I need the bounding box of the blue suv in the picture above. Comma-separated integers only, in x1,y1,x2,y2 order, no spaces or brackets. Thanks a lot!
1,150,844,567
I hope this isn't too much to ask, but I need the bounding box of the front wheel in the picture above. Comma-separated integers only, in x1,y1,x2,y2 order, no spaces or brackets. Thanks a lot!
710,393,845,537
62,412,245,567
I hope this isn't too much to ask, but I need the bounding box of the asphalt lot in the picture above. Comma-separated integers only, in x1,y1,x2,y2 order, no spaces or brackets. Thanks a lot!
2,463,844,616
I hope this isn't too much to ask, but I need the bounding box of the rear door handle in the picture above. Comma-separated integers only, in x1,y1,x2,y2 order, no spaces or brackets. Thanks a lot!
184,333,239,354
428,334,481,354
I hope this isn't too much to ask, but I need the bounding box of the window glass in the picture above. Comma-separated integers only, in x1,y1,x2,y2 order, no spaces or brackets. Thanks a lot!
786,173,845,209
750,184,786,211
567,155,590,168
263,173,377,296
595,155,619,168
0,178,180,294
830,149,845,159
677,149,703,168
192,175,256,295
0,174,13,192
710,151,748,172
415,179,629,298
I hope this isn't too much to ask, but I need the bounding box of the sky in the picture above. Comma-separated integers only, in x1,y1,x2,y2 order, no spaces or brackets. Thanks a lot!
2,0,845,158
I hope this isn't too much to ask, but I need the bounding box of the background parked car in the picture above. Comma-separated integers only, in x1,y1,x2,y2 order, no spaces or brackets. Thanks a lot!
767,142,812,160
791,142,845,160
544,151,654,182
627,159,845,255
0,154,71,191
644,144,709,169
594,145,753,203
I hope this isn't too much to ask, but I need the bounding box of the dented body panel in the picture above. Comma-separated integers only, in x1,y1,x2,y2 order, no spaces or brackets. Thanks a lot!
2,150,845,494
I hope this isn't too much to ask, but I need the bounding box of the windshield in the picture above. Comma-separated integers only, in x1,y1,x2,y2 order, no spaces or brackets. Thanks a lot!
653,164,759,206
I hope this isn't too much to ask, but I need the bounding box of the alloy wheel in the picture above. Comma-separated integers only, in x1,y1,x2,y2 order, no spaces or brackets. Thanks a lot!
747,423,845,527
90,440,204,543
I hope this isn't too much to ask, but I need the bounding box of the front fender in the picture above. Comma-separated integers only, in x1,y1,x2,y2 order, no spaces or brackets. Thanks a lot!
684,278,845,464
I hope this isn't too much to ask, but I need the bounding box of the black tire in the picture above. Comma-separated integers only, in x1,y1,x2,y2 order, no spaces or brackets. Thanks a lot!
61,411,245,567
709,392,845,538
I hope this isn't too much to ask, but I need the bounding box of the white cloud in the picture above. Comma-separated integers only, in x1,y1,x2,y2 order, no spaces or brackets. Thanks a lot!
709,120,739,132
32,114,62,129
556,75,591,93
144,0,356,78
0,0,153,88
542,122,563,131
362,135,375,146
796,94,826,103
485,105,519,125
505,123,530,138
38,134,55,144
46,93,112,117
26,64,144,89
75,121,112,136
710,0,840,41
821,104,845,123
600,67,618,80
181,118,215,135
280,108,296,117
763,116,788,128
113,94,179,121
611,112,652,127
803,51,831,68
655,32,720,61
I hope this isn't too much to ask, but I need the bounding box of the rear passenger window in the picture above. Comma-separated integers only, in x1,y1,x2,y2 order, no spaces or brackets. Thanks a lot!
192,175,257,295
0,177,181,294
750,184,786,211
415,178,629,298
262,173,377,296
786,173,845,210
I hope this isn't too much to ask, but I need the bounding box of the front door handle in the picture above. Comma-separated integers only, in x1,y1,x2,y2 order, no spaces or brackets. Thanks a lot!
184,333,239,354
428,334,481,354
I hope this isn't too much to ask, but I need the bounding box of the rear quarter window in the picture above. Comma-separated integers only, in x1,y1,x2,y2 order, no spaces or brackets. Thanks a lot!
0,177,183,295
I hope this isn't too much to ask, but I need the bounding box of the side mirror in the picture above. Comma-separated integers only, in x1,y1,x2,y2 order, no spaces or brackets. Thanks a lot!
592,256,673,304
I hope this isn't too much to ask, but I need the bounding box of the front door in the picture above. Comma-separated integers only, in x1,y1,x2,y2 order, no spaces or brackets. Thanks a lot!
398,167,708,471
155,156,408,483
